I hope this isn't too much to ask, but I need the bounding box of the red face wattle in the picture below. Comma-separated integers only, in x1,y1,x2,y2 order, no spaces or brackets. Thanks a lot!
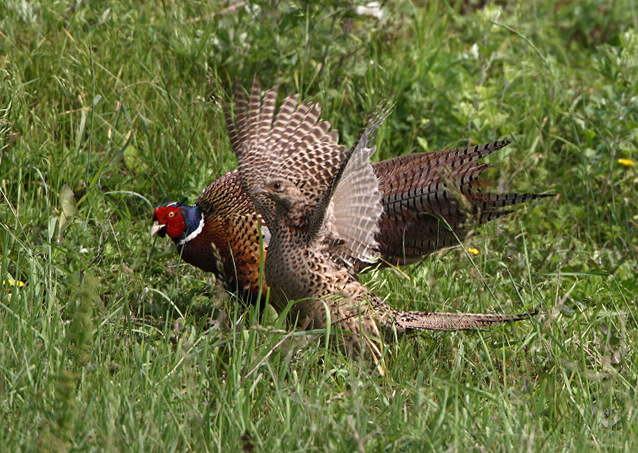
153,205,186,239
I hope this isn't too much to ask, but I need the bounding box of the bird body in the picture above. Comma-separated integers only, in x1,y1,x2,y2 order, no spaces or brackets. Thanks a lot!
214,77,537,355
153,147,549,299
152,77,548,356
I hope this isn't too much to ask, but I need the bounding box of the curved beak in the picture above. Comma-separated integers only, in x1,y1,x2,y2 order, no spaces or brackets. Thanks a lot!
150,221,166,238
250,187,268,197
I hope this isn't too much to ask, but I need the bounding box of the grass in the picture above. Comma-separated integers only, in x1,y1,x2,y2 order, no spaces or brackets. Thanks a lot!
1,0,637,450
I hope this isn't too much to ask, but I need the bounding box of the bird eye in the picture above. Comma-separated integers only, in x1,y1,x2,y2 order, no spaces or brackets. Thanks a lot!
273,182,282,191
168,211,176,218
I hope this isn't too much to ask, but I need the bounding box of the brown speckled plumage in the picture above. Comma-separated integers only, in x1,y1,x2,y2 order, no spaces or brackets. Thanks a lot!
192,171,266,297
225,77,535,355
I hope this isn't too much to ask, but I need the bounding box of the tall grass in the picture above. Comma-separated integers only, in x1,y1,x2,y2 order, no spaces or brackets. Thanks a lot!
1,0,637,450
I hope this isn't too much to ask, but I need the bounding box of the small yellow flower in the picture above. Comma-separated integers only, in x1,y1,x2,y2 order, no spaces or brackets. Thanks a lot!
468,247,480,256
617,158,635,167
3,279,25,287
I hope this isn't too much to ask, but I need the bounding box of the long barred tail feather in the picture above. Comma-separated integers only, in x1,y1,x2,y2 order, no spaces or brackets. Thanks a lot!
391,309,534,331
371,140,553,266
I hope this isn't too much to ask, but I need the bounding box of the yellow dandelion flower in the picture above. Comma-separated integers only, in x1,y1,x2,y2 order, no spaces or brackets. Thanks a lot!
617,158,635,167
3,279,25,287
468,247,480,256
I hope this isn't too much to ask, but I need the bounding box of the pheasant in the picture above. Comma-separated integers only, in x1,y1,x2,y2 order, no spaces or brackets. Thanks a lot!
211,76,539,355
152,133,548,302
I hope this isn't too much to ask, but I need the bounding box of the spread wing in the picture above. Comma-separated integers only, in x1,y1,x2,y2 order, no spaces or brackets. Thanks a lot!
311,99,395,264
225,76,345,227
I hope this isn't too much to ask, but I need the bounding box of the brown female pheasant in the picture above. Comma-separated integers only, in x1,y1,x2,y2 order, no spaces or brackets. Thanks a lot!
153,137,547,300
220,77,537,355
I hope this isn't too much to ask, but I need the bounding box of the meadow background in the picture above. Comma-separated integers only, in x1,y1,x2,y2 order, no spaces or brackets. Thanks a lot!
1,0,637,450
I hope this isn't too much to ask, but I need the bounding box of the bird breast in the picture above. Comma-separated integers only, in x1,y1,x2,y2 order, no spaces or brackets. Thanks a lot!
264,232,338,309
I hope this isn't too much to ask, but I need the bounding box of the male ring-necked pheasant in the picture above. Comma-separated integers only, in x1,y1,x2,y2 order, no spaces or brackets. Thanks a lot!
159,77,544,355
152,98,548,302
